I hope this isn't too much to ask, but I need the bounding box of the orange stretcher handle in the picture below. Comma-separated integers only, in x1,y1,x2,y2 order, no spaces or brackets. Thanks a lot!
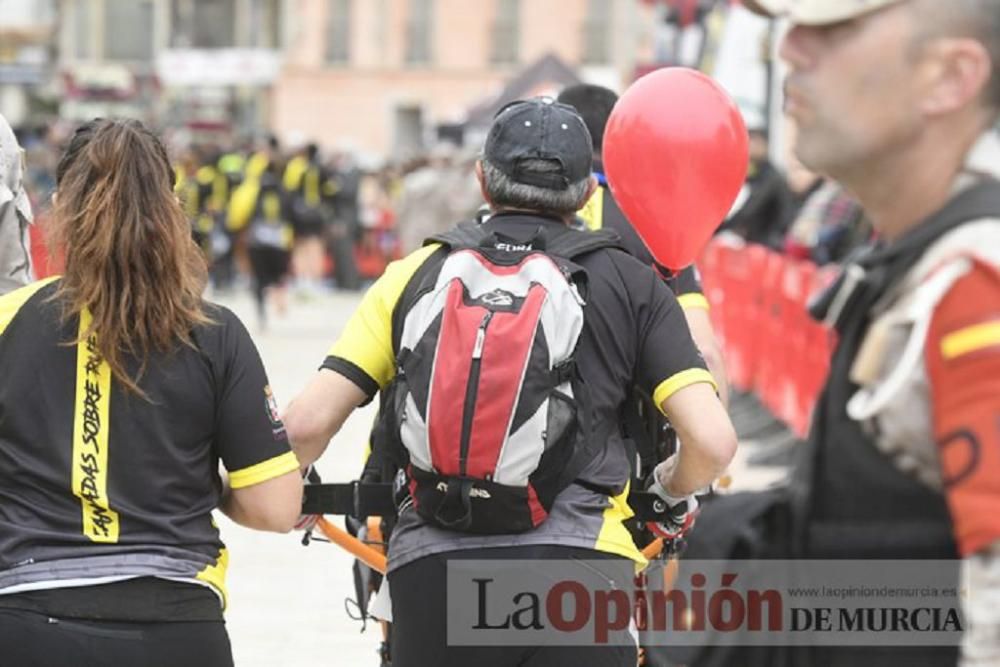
642,538,664,560
316,517,388,575
641,538,681,592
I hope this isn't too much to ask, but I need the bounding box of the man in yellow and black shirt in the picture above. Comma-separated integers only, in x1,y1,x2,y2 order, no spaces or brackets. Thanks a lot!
284,98,736,667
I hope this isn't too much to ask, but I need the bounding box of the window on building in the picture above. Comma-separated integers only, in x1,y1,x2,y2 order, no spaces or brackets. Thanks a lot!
326,0,351,63
197,0,236,48
265,0,284,48
490,0,519,65
104,0,155,61
373,0,389,65
393,104,424,158
405,0,433,65
582,0,610,64
169,0,236,49
248,0,283,48
74,0,92,59
29,1,56,25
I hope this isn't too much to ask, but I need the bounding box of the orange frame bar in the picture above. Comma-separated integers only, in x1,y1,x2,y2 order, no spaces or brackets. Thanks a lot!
316,517,388,575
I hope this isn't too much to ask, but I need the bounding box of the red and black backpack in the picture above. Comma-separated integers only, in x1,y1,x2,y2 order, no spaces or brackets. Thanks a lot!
373,221,620,534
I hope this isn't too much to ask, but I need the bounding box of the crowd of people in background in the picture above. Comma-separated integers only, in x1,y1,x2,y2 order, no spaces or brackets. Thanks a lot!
11,116,873,333
718,127,870,265
12,122,486,330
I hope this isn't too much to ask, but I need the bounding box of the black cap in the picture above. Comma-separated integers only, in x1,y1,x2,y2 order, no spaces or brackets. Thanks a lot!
483,97,593,191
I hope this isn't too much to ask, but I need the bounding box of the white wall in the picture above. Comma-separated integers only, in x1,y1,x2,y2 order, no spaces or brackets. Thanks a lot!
0,0,55,27
711,5,772,132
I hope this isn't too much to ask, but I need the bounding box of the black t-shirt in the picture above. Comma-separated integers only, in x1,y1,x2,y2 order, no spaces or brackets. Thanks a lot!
0,279,299,618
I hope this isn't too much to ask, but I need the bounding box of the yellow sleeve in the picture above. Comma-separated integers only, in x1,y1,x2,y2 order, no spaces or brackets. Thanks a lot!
211,172,229,210
283,156,307,192
677,293,710,311
322,177,339,197
327,244,443,389
576,186,604,230
227,180,259,232
173,166,186,195
245,152,268,179
652,368,718,412
228,451,301,489
0,277,60,336
196,165,216,185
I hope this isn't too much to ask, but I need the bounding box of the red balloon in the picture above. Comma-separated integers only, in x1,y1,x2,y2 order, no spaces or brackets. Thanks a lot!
604,68,749,271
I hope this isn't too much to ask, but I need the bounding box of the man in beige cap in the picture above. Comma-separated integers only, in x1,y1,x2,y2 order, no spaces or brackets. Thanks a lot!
0,113,32,294
739,0,1000,665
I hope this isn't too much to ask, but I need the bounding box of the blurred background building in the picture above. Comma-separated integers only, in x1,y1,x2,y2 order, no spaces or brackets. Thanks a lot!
0,0,58,127
273,0,772,160
56,0,285,140
0,0,775,161
275,0,638,158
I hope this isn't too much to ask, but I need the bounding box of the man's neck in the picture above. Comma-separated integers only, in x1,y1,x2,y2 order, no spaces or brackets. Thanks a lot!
491,207,573,225
835,122,984,242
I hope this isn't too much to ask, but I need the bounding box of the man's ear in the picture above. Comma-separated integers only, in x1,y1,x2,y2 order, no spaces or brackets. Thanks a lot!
919,37,993,117
580,175,599,206
475,160,492,207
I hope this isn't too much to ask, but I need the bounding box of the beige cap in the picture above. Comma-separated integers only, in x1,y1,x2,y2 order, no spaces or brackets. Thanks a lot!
742,0,905,25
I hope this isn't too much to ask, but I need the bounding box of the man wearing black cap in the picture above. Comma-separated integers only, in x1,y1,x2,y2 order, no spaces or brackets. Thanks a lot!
284,98,737,666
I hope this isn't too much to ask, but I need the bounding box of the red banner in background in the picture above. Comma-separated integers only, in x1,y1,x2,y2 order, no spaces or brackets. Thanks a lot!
699,237,837,438
29,215,55,280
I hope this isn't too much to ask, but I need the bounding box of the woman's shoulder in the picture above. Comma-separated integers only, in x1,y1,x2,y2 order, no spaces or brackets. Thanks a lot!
193,301,255,348
200,300,238,324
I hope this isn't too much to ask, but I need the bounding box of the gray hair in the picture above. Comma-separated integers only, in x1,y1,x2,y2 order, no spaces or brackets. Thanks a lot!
974,0,1000,109
481,159,592,216
913,0,1000,110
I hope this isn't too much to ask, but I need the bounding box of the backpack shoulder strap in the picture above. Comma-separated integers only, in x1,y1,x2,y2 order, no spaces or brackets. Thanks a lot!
388,219,485,353
398,223,623,348
544,227,623,260
813,179,1000,328
432,221,623,259
871,179,1000,276
389,243,451,354
427,221,488,250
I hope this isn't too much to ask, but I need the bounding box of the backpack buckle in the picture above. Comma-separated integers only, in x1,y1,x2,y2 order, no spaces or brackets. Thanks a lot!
434,478,474,530
552,360,577,386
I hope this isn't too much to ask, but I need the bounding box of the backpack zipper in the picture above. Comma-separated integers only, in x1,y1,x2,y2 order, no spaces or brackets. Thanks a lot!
459,310,494,476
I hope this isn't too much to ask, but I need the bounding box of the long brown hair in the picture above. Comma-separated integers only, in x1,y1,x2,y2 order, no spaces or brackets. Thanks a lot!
49,118,211,396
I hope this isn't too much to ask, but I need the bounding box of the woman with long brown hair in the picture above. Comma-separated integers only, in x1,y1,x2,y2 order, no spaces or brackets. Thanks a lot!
0,118,303,666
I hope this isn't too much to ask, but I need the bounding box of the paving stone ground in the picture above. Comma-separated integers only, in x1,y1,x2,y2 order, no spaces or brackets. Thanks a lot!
214,289,383,667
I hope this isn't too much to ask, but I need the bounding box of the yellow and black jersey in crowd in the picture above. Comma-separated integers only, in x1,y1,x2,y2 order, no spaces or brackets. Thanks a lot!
228,179,294,251
0,279,299,611
577,170,710,312
283,156,337,209
176,165,229,243
321,213,716,572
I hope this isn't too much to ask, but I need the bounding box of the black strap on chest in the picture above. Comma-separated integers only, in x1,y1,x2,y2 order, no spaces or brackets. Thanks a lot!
302,481,679,524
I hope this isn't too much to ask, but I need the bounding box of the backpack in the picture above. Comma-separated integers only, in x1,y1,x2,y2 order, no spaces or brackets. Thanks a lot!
248,182,293,251
373,221,620,534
